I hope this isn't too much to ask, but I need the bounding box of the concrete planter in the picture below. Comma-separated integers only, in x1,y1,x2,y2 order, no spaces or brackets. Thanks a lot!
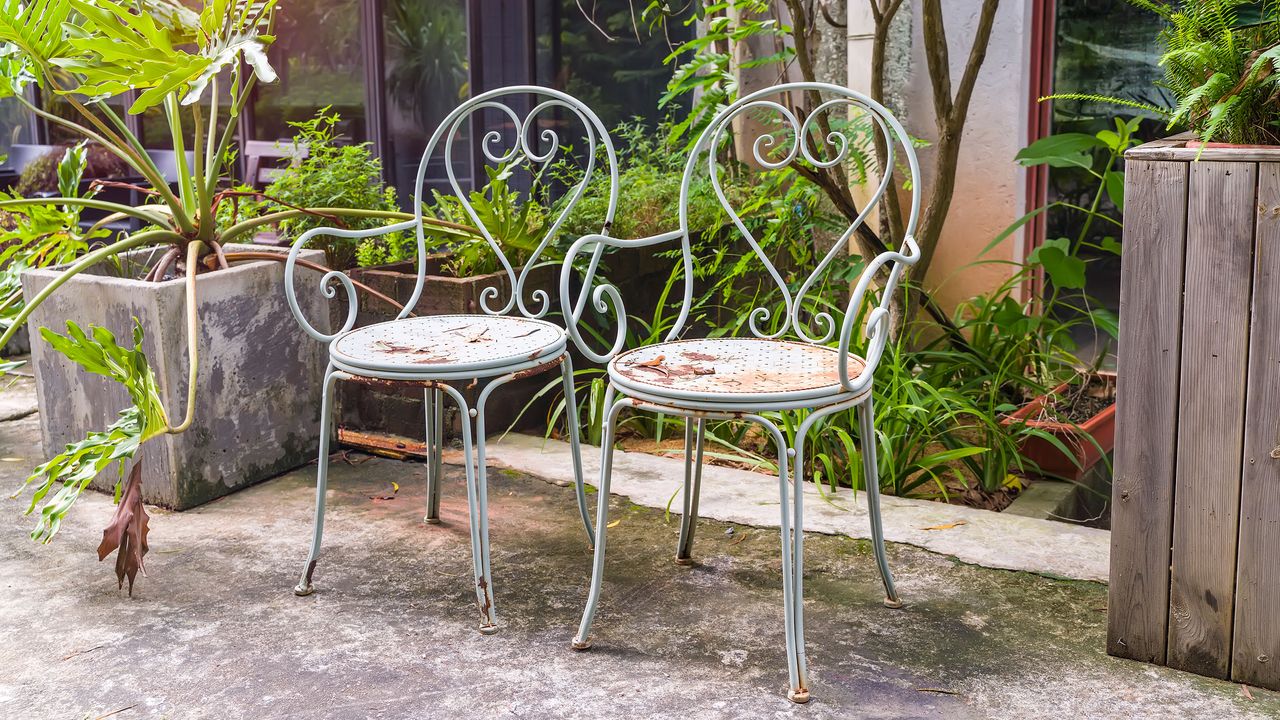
21,244,329,510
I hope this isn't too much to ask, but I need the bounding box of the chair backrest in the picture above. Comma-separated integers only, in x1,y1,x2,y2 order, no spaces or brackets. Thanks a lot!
243,139,308,187
395,85,620,322
284,86,618,344
563,82,920,393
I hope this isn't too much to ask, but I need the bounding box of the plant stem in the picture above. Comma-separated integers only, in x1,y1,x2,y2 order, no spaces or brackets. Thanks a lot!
0,230,182,353
218,209,480,245
166,241,203,434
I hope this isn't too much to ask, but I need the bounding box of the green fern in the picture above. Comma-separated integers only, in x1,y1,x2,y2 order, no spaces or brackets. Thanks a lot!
1050,1,1280,144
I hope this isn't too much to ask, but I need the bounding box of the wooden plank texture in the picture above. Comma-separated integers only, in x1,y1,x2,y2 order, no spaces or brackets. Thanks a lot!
1108,159,1189,663
1167,160,1257,678
1232,162,1280,690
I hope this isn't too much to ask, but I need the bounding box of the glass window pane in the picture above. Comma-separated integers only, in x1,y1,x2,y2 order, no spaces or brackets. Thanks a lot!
253,0,367,142
383,0,470,207
1049,0,1165,350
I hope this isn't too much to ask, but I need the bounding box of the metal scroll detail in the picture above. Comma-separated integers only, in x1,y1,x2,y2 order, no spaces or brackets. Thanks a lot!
686,83,922,393
286,86,620,343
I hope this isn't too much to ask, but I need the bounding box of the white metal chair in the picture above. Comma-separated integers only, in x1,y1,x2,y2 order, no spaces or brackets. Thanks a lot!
284,86,615,633
561,82,921,702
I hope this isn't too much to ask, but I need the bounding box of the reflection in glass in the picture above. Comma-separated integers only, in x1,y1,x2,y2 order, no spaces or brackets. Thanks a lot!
1049,0,1165,352
252,0,366,142
383,0,470,207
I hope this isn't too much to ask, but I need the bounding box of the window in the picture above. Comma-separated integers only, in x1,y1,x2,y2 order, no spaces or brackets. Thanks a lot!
252,0,367,142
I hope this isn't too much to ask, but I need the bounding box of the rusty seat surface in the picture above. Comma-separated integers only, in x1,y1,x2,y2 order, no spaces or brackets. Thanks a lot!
330,314,566,375
608,337,867,407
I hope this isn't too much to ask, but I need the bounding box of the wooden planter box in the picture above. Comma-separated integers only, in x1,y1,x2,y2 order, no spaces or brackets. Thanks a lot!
335,258,558,448
1110,137,1280,690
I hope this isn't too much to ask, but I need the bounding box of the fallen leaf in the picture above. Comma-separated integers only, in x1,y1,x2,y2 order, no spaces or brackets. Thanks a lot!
606,519,621,528
369,482,400,501
97,461,149,595
1242,684,1255,701
921,520,968,531
637,355,665,367
692,367,716,375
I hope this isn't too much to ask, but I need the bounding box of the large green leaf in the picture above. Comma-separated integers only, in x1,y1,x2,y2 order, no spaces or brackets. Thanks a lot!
1014,133,1105,170
14,320,169,543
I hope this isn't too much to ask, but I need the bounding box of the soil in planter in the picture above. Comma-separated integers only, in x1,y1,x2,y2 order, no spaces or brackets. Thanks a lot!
1026,374,1115,425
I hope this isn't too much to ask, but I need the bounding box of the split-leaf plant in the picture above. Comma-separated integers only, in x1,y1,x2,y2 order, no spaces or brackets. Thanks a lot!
0,0,476,590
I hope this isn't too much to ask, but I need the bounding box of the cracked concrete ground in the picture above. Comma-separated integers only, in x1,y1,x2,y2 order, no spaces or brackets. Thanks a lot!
0,388,1277,718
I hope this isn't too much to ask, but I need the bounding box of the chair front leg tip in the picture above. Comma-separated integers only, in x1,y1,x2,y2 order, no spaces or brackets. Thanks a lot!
674,555,696,567
423,516,443,525
293,560,318,596
571,636,593,651
478,623,499,636
883,596,904,610
787,688,811,704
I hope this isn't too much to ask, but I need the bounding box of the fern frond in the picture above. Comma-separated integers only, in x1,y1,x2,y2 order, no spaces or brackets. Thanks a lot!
1039,93,1173,117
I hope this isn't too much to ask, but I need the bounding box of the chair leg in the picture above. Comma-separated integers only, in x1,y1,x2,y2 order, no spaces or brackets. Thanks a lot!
424,387,443,524
675,418,706,565
561,353,595,547
572,385,622,651
749,413,807,703
294,367,340,597
458,386,498,634
858,396,901,609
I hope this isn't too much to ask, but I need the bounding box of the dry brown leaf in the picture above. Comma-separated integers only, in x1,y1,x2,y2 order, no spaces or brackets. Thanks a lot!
97,461,150,595
921,520,968,531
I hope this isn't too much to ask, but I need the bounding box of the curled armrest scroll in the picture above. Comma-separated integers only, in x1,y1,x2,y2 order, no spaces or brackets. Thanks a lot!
284,220,419,343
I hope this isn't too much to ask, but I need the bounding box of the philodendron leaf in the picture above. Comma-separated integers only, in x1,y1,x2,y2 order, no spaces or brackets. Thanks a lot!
1028,237,1087,290
13,320,167,546
97,459,149,595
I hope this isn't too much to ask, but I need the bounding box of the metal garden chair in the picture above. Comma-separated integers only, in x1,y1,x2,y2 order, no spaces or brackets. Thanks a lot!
560,82,921,703
284,86,614,633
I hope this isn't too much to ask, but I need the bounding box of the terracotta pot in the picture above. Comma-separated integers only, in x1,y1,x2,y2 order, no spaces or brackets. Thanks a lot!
1003,371,1116,481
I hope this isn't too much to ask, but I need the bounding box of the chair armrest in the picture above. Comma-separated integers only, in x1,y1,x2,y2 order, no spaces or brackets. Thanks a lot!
559,229,688,364
838,235,921,394
284,220,419,343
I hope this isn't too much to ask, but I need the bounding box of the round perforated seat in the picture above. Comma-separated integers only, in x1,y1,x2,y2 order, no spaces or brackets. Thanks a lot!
608,337,867,407
330,314,566,375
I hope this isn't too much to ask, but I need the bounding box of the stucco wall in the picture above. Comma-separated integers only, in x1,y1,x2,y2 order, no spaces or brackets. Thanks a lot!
850,1,1033,311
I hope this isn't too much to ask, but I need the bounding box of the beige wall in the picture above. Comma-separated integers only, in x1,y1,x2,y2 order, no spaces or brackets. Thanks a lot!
849,0,1034,311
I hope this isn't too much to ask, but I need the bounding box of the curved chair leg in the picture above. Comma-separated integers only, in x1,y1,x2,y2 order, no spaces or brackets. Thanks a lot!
424,387,444,524
561,353,595,547
453,384,498,635
572,385,623,651
675,418,706,565
858,396,901,609
747,413,807,702
294,367,340,597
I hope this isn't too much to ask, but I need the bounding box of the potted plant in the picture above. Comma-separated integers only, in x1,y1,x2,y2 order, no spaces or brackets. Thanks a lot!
0,0,472,591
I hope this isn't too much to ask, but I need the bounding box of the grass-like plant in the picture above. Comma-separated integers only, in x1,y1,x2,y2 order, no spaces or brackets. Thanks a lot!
0,0,476,588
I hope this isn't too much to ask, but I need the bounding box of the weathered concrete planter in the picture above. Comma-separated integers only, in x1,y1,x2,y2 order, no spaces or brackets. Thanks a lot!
21,244,329,509
1110,137,1280,690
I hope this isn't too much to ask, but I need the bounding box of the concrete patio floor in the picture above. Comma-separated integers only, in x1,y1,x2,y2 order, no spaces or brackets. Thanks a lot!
0,384,1277,718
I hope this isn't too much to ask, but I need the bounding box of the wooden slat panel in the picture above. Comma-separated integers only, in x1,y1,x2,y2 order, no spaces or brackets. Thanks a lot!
1232,162,1280,690
1108,159,1189,663
1167,160,1257,678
